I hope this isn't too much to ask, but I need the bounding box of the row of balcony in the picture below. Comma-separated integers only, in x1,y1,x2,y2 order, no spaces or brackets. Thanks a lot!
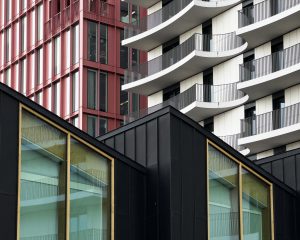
123,0,300,51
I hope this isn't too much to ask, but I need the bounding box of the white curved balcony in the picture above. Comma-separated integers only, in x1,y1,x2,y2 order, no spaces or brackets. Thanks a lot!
123,0,242,51
236,0,300,49
124,83,248,123
238,43,300,101
125,0,161,8
123,33,247,95
239,102,300,154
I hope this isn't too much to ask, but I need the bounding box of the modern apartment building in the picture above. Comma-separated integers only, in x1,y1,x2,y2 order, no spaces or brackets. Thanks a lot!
121,0,300,160
0,0,147,137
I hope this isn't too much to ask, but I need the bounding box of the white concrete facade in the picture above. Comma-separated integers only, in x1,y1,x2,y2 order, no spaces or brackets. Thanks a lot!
122,0,300,159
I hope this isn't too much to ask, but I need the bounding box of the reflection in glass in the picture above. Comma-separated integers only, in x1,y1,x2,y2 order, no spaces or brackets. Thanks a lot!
208,145,240,240
70,138,111,240
20,110,67,239
242,169,271,240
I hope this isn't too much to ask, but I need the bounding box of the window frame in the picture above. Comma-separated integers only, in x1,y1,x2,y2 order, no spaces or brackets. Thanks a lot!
207,140,274,240
17,104,115,240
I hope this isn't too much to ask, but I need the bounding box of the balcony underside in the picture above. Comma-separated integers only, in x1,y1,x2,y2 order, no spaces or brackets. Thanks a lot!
181,95,249,122
125,0,161,8
237,63,300,101
123,0,241,51
236,4,300,49
122,43,247,95
238,123,300,154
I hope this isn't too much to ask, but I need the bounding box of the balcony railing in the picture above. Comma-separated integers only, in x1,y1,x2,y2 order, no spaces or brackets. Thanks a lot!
238,0,300,28
240,43,300,82
125,33,245,84
241,102,300,138
124,82,244,123
125,0,235,39
44,1,79,39
218,133,246,151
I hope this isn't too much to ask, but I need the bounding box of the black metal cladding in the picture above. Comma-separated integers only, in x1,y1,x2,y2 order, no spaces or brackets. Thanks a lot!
100,105,299,240
0,83,146,240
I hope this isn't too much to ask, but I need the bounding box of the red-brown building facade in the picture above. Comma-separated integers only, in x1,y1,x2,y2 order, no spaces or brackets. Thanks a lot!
0,0,147,136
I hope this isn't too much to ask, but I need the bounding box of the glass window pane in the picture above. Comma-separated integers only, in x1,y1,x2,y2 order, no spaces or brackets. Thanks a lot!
54,36,61,75
87,115,96,137
120,30,128,69
120,76,128,115
100,72,107,112
131,5,139,24
88,21,97,62
70,138,111,239
242,169,271,240
73,24,80,64
87,70,96,109
132,93,139,112
21,16,27,53
72,71,79,112
208,144,240,240
120,2,129,23
36,48,43,86
99,118,107,136
20,110,67,239
37,4,43,41
100,24,108,64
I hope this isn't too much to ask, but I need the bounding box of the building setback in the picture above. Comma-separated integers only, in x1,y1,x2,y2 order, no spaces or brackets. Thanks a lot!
0,0,147,137
121,0,300,160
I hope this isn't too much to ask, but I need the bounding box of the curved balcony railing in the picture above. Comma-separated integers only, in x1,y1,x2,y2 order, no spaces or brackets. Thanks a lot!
125,33,245,84
124,0,231,39
124,82,245,123
238,0,300,28
241,102,300,138
240,43,300,82
218,133,246,151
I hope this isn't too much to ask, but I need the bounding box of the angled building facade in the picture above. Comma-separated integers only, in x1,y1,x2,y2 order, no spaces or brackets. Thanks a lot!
121,0,300,160
0,0,147,137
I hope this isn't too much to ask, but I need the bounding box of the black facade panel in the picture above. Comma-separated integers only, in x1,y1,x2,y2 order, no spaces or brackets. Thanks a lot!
261,163,272,173
0,194,17,239
136,125,146,166
114,159,146,240
115,133,125,154
296,154,300,192
272,160,284,182
105,138,115,148
284,156,296,190
0,92,19,196
158,114,171,240
125,129,135,161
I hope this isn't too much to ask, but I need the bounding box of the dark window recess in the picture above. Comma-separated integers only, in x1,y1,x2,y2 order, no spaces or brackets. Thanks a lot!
99,72,107,112
120,76,129,115
272,91,285,130
274,146,286,155
271,37,283,72
100,24,108,64
243,50,255,80
163,83,180,101
162,0,173,7
204,117,214,132
203,68,213,102
120,30,128,69
242,0,254,24
132,93,140,113
244,102,256,136
248,154,257,161
132,49,139,67
202,20,212,51
99,118,108,136
88,21,97,61
162,37,179,54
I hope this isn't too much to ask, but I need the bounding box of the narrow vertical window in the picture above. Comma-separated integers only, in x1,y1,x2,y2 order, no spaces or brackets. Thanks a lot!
132,48,139,67
120,76,129,115
36,48,43,86
131,4,139,24
20,16,27,53
100,24,108,64
132,93,139,113
100,71,107,112
120,30,128,69
87,70,96,109
65,30,71,69
88,21,97,61
87,115,97,137
53,81,61,116
72,71,79,112
65,77,71,116
37,4,43,41
47,41,52,80
6,27,11,62
99,118,108,136
31,53,35,90
72,24,79,64
54,36,61,75
31,9,35,46
22,0,27,10
5,68,11,87
6,0,11,21
120,1,129,23
20,58,27,95
36,91,43,105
